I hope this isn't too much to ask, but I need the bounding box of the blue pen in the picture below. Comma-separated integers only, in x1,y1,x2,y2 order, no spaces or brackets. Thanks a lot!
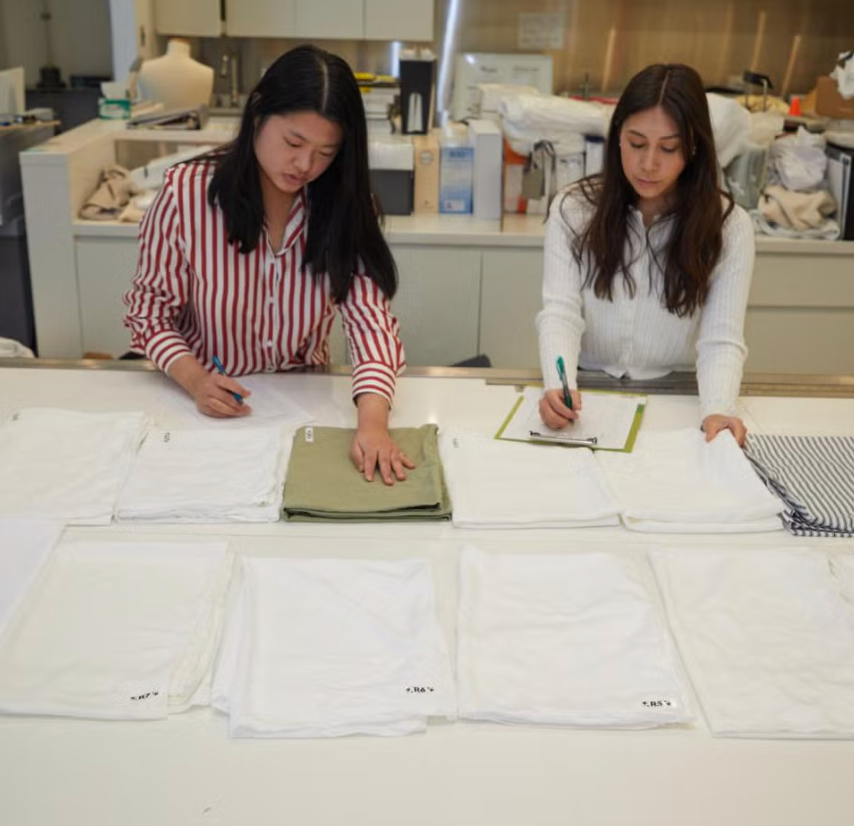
211,355,244,405
556,356,573,411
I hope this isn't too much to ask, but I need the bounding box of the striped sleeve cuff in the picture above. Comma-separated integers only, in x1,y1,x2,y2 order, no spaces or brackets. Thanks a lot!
351,361,398,406
144,331,193,375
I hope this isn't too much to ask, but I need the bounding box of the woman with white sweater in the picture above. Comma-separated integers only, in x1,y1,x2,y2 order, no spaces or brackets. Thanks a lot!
537,63,754,445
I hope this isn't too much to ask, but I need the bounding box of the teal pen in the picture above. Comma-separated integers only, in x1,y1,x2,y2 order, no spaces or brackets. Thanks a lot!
556,356,573,411
211,355,244,405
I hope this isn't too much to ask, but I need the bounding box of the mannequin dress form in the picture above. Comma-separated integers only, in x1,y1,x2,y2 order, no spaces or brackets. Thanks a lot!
137,39,214,110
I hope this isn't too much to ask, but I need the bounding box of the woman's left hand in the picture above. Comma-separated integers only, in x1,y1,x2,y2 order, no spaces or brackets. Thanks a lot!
350,393,416,484
702,414,748,447
350,426,415,484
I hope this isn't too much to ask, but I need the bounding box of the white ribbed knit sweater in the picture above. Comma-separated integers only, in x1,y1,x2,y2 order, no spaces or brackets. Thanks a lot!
536,192,755,420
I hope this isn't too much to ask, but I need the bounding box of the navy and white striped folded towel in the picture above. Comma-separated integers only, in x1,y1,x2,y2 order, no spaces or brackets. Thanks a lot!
745,435,854,537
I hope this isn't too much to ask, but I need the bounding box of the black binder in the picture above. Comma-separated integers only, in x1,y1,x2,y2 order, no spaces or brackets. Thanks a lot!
826,143,854,240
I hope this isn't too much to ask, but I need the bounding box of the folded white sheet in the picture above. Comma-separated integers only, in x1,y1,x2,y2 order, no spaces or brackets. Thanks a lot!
0,409,147,525
117,426,292,523
457,546,693,728
652,549,854,738
438,427,620,528
0,541,233,720
213,557,455,738
596,428,782,532
0,518,63,639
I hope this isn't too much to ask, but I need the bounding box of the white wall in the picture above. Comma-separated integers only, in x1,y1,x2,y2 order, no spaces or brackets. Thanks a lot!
0,0,112,83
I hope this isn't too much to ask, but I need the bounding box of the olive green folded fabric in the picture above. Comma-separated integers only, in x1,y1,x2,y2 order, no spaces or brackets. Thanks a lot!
283,425,452,521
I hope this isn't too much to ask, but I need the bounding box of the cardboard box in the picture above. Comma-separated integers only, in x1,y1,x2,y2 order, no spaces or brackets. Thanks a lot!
412,132,440,213
814,76,854,120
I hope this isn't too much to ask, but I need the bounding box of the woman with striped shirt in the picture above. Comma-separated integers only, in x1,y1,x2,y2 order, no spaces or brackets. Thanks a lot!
124,45,413,484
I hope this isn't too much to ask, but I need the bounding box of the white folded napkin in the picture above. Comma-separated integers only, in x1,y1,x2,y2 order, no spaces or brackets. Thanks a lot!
0,540,233,720
438,427,620,528
118,426,292,523
0,409,148,525
457,546,693,728
652,548,854,738
0,518,63,639
213,556,455,738
596,428,782,532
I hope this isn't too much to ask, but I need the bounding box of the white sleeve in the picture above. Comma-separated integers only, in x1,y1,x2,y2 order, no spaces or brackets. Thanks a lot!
536,195,588,391
695,204,755,419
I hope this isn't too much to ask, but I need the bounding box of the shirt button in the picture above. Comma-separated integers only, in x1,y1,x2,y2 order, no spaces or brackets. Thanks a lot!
268,297,275,306
266,365,275,373
267,340,273,348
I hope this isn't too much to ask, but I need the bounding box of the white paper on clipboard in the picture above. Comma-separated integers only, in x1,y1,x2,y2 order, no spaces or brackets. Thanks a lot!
496,386,646,452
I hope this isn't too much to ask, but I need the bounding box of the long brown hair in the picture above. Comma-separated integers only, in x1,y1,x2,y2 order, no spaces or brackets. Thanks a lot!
570,64,733,316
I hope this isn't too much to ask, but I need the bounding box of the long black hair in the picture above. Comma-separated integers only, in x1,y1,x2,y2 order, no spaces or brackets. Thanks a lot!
207,44,397,303
572,63,732,316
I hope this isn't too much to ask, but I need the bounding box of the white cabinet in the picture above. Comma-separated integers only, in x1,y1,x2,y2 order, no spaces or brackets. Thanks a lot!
279,246,481,369
480,249,543,369
221,0,432,40
389,246,481,366
745,250,854,374
75,238,139,358
153,0,221,36
364,0,434,41
223,0,296,37
296,0,363,40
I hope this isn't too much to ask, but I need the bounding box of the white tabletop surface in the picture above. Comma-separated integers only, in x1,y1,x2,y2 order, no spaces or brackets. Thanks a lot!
1,367,854,826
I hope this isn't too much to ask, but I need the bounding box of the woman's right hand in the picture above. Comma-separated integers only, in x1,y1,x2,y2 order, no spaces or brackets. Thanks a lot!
539,388,582,430
189,373,252,418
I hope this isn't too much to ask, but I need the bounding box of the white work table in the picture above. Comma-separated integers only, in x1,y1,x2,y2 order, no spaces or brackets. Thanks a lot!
1,363,854,826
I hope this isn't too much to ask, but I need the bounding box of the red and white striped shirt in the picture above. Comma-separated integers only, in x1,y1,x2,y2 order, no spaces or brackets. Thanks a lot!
123,161,404,404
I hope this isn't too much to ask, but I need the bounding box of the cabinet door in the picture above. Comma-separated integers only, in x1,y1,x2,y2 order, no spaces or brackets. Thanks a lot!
296,0,363,39
744,249,854,373
224,0,296,37
480,249,543,369
364,0,434,41
154,0,221,36
76,238,140,358
389,246,481,366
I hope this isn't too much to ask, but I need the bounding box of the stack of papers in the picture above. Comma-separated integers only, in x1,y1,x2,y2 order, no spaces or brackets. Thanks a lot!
154,374,315,430
0,409,147,524
596,429,783,532
457,546,693,728
283,425,451,521
0,541,234,720
438,427,620,528
652,549,854,738
213,557,456,737
117,426,292,523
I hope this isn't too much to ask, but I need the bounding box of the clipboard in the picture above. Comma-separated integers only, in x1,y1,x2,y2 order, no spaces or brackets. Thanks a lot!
495,386,647,452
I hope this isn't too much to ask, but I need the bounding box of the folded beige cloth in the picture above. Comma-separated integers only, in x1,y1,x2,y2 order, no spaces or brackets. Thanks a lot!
283,425,451,521
758,185,836,231
79,165,141,220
